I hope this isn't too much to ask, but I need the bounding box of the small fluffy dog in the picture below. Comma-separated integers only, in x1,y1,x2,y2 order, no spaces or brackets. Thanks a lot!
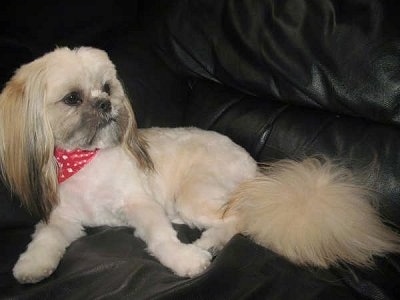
0,47,399,284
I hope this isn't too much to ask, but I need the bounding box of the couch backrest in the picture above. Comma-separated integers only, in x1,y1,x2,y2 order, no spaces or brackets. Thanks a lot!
156,0,400,127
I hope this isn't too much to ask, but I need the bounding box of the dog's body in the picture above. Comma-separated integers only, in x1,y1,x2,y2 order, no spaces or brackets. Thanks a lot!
14,127,255,282
1,47,399,284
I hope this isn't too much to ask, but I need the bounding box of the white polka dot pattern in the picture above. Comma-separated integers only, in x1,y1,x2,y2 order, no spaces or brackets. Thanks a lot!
54,148,98,183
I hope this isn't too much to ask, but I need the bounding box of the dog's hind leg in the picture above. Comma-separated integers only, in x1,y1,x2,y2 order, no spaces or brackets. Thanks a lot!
174,176,240,253
193,217,239,254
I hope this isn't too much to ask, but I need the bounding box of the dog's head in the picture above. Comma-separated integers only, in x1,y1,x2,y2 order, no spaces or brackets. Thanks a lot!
0,47,153,221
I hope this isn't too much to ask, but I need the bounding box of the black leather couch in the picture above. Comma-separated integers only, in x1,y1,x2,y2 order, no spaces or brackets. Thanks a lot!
1,1,400,299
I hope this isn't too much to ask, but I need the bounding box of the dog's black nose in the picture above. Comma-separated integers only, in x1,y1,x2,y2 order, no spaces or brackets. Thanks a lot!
95,99,112,113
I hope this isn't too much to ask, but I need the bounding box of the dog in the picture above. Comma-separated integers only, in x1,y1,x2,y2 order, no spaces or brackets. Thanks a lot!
0,47,399,284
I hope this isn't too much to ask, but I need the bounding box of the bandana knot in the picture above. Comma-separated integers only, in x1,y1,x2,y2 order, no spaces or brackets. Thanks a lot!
54,148,98,183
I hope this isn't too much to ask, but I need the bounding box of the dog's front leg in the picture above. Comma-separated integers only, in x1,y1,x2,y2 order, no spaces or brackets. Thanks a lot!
125,200,212,277
13,213,84,284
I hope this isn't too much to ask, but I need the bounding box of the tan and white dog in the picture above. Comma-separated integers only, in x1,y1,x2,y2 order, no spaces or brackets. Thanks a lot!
0,47,398,284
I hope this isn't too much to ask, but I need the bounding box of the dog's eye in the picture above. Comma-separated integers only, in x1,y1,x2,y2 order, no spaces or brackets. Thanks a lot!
63,91,83,106
103,82,111,95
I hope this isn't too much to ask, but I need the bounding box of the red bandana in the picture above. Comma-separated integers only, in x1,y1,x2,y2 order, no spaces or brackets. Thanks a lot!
54,148,98,183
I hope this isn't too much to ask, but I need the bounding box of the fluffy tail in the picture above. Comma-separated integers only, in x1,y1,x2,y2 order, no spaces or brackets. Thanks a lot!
226,158,400,268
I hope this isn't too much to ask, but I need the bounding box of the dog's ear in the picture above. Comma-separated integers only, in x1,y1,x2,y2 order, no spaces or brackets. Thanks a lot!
0,60,58,221
120,97,154,172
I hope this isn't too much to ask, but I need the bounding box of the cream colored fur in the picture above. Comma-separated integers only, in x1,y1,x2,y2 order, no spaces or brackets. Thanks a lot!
0,47,399,284
228,159,400,268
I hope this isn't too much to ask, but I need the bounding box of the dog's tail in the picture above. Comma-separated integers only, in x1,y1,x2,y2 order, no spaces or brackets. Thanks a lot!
225,158,400,268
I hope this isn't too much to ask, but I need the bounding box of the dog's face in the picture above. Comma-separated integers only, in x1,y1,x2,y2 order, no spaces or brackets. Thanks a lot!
44,48,130,150
0,47,152,220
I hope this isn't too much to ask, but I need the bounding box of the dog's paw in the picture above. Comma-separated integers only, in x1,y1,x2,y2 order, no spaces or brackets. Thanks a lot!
194,235,222,253
154,242,212,277
13,248,63,284
171,244,212,277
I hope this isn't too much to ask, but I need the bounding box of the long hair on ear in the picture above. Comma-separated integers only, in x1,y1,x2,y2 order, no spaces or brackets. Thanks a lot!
120,96,154,172
0,58,58,222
